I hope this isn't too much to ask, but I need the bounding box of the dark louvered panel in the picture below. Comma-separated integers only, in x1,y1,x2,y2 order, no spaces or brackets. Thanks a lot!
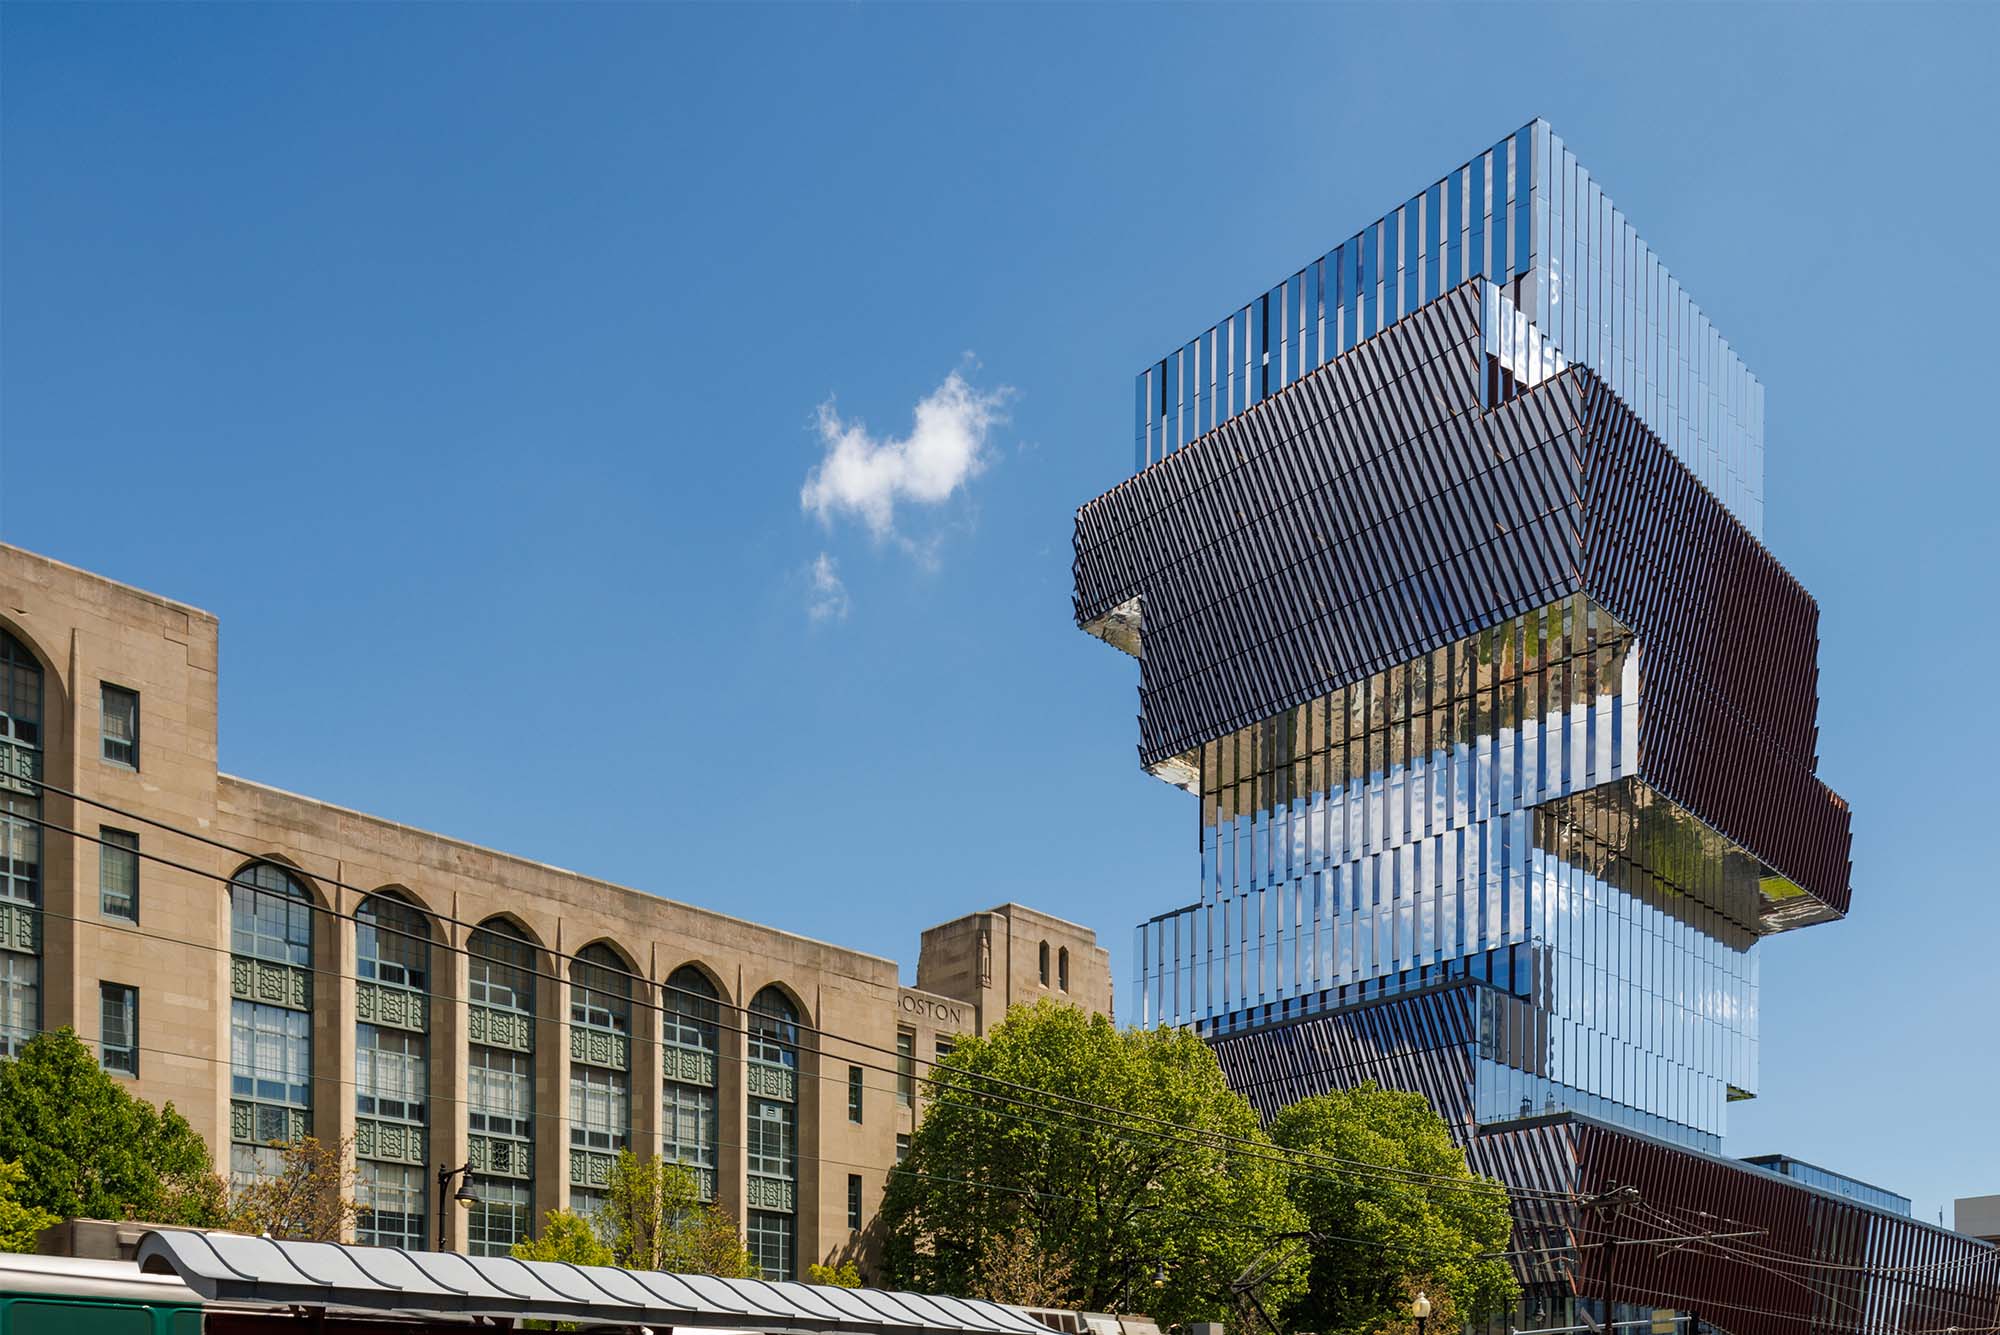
1568,1122,2000,1335
1209,985,1482,1126
1073,277,1852,915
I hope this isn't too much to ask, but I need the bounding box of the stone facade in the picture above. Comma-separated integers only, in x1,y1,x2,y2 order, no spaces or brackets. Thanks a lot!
0,542,1111,1275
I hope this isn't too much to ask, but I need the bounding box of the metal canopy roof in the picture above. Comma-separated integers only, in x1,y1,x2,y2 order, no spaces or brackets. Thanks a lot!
134,1230,1056,1335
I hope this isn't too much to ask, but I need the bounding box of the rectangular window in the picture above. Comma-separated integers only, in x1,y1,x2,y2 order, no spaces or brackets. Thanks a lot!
846,1174,863,1231
895,1133,909,1164
569,1065,630,1151
935,1037,955,1065
747,1210,793,1281
99,828,139,921
895,1028,914,1107
100,683,139,768
466,1176,532,1257
847,1064,863,1123
663,1081,717,1177
569,1185,606,1219
99,982,137,1076
2,795,42,908
0,952,38,1059
355,1161,426,1249
747,1099,795,1179
468,1046,532,1140
229,1000,310,1106
355,1024,427,1124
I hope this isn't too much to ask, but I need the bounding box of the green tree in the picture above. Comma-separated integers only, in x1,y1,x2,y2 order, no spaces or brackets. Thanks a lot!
595,1152,755,1277
0,1158,58,1252
806,1260,862,1288
1267,1085,1519,1335
880,1000,1305,1326
0,1029,222,1225
513,1208,614,1266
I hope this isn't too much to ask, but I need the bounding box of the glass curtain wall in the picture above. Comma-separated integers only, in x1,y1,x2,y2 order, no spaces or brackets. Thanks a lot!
1134,596,1760,1149
0,630,41,1057
228,862,314,1181
354,893,430,1248
662,965,720,1201
467,918,537,1255
568,943,632,1216
1132,121,1766,537
746,986,799,1279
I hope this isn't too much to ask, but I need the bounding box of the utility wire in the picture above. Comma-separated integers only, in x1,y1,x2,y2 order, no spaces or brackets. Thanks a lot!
10,794,1567,1205
1625,1200,2000,1285
1566,1201,1996,1334
11,835,1555,1216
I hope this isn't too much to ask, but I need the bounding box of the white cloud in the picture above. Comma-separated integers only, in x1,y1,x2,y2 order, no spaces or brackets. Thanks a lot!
806,552,850,623
800,369,1010,540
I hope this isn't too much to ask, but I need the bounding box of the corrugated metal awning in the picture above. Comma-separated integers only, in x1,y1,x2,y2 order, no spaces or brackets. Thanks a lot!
135,1230,1055,1335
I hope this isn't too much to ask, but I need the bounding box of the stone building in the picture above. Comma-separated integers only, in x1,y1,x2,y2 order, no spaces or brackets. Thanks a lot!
0,541,1111,1276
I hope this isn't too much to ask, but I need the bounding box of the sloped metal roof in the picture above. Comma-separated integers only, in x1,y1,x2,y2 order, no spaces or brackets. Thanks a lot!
134,1230,1055,1335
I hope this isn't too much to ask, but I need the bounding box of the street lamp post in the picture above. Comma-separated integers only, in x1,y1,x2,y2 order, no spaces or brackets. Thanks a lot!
435,1161,479,1251
1413,1290,1433,1335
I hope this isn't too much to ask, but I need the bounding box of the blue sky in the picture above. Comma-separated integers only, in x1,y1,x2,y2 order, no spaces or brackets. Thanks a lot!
3,4,1994,1223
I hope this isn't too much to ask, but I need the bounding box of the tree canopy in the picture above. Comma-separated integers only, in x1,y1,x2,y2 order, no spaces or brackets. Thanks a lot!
511,1155,754,1278
879,1000,1306,1327
0,1028,221,1226
1268,1086,1519,1335
513,1208,614,1266
0,1159,57,1252
595,1152,754,1277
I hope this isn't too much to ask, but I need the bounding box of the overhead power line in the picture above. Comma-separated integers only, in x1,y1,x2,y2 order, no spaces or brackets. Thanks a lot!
10,798,1564,1206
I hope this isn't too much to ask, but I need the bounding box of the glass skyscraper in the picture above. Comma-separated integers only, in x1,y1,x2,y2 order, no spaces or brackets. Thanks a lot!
1075,121,1996,1335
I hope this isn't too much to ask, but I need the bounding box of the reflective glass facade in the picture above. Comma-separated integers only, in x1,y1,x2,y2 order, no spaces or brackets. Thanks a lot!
1088,123,1848,1164
1133,598,1757,1148
1135,120,1765,536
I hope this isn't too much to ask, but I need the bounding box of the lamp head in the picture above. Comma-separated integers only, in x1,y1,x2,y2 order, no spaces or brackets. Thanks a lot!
454,1178,480,1207
1412,1293,1433,1321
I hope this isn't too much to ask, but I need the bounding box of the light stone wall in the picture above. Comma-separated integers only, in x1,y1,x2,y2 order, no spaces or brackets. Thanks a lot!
0,542,1112,1278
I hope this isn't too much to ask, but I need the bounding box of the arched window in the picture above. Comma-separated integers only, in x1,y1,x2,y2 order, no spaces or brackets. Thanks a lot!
1059,946,1070,993
746,985,800,1279
662,966,720,1199
1038,940,1050,987
230,862,312,965
664,966,718,1051
227,863,313,1181
0,629,41,1057
467,919,536,1255
469,919,535,1015
569,944,633,1211
571,943,632,1033
357,893,429,991
748,986,798,1069
354,893,430,1250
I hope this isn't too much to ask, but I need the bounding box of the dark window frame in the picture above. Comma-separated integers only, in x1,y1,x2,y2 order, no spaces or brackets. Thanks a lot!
99,981,137,1076
99,682,140,769
99,827,139,922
